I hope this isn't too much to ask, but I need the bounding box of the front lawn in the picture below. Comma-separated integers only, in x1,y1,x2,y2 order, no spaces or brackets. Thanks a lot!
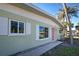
42,45,79,56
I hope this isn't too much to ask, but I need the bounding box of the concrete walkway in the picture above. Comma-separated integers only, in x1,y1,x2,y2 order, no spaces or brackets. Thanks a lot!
13,41,62,56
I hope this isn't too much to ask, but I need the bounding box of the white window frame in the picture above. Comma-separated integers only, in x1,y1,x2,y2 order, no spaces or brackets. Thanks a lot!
8,19,25,36
36,25,49,40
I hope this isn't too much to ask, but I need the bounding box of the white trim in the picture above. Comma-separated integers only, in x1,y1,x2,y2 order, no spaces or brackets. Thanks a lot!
49,27,52,40
37,38,49,40
36,25,39,40
8,19,25,36
0,4,59,27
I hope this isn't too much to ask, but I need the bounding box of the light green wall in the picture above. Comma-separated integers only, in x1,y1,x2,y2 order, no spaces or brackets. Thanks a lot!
56,27,62,40
0,9,57,55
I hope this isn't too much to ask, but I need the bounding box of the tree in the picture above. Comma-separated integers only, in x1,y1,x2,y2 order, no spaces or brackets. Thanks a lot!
76,22,79,26
71,23,74,28
58,3,79,45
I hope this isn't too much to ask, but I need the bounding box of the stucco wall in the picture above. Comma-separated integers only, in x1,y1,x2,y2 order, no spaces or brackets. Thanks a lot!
0,4,61,55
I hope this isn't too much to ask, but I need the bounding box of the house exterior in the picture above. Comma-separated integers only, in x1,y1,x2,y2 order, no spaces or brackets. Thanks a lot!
75,26,79,36
0,3,63,56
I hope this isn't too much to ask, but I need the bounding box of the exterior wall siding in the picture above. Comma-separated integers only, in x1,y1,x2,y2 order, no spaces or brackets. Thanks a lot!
0,4,61,55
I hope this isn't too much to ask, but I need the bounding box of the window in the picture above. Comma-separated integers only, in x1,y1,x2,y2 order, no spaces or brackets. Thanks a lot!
9,20,25,35
39,26,49,39
59,28,62,33
11,21,18,33
45,27,48,38
19,22,24,33
39,26,45,39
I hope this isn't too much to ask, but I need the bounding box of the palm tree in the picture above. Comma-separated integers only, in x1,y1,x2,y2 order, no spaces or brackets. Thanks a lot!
58,3,79,45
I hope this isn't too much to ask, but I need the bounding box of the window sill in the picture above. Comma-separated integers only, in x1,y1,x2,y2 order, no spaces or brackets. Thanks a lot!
36,38,49,40
8,33,25,36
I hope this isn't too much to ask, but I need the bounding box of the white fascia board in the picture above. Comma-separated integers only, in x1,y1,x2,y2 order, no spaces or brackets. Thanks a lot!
24,3,63,27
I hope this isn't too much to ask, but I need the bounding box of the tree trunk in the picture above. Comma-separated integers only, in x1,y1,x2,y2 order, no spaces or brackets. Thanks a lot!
68,16,73,45
63,3,73,45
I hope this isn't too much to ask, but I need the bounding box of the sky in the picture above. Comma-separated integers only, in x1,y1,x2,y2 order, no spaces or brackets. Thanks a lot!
33,3,79,30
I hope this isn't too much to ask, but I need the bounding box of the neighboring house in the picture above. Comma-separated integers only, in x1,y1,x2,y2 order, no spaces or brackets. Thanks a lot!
0,3,63,56
72,30,76,36
75,26,79,36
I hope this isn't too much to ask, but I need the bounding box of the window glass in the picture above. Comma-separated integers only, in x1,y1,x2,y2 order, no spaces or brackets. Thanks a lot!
45,27,48,38
39,26,45,39
19,22,24,33
10,20,25,35
11,21,18,33
39,26,48,39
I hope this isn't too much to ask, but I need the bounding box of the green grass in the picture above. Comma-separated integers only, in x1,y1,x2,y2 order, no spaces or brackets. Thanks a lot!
42,45,79,56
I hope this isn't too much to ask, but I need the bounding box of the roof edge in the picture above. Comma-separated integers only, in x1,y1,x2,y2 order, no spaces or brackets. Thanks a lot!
24,3,63,27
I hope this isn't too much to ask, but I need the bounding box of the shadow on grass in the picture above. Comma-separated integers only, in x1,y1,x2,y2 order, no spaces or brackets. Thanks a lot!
41,39,79,56
41,44,79,56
